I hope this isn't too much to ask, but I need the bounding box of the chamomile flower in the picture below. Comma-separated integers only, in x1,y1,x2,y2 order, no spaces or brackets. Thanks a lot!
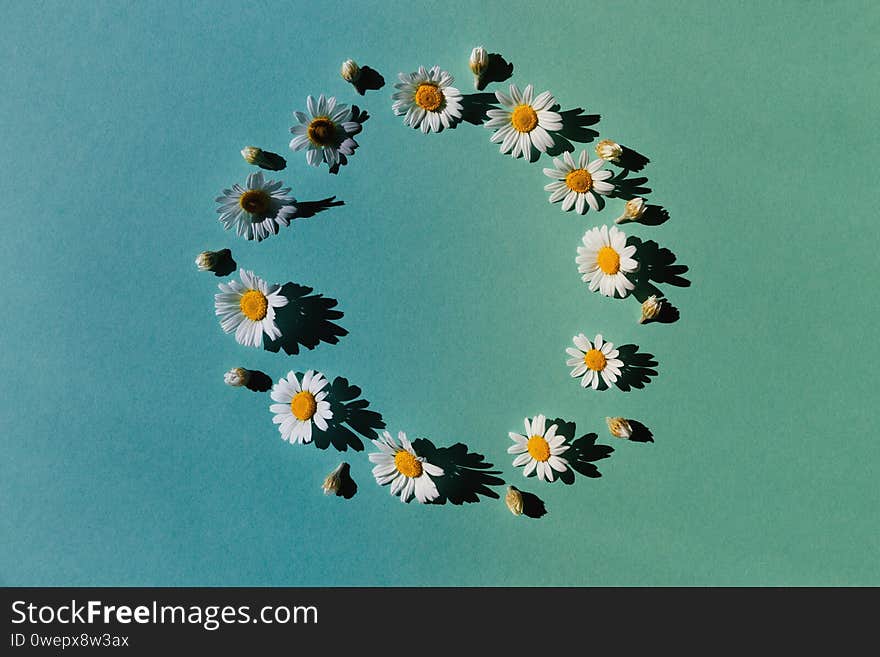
576,225,639,298
566,333,624,390
214,269,288,348
215,171,298,242
368,431,443,503
289,94,362,168
269,370,333,445
485,83,562,158
392,66,463,133
543,150,614,213
508,415,570,482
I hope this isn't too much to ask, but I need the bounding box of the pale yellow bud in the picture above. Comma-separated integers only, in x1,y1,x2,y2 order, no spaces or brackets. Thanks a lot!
224,367,250,387
615,197,647,224
606,417,633,440
241,146,261,165
596,139,623,162
195,250,218,271
340,59,361,83
505,486,524,516
322,462,349,496
639,295,663,324
469,46,489,78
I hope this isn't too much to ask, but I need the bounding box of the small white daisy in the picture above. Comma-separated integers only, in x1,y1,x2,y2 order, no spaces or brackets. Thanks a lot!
289,94,362,168
368,431,444,503
485,83,562,158
215,171,297,242
576,225,639,298
392,65,463,133
269,370,333,444
566,333,624,390
543,150,614,213
508,415,570,482
214,269,288,348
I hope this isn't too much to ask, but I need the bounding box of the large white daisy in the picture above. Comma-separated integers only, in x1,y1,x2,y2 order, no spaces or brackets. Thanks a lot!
543,150,614,213
368,431,444,503
289,94,362,168
392,66,463,133
576,225,639,298
566,333,624,390
269,370,333,445
214,269,288,348
508,415,570,482
215,171,297,242
485,83,562,158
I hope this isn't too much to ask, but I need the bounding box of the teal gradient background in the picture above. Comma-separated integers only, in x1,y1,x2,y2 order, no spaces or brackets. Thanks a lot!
1,1,878,585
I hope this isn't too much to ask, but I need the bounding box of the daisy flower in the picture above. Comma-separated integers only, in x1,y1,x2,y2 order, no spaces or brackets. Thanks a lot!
543,150,614,213
214,269,288,348
566,333,624,390
392,65,463,133
508,415,570,482
215,171,297,242
269,370,333,444
576,225,639,298
289,94,362,168
485,83,562,158
368,431,443,503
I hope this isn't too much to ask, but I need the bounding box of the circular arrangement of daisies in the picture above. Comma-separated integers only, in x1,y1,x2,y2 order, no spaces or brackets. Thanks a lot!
196,48,682,513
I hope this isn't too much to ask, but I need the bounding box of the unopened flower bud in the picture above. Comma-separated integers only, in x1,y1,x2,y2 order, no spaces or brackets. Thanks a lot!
639,295,663,324
340,59,361,84
322,462,349,496
596,139,623,163
196,249,230,272
241,146,262,164
224,367,250,387
469,46,489,89
606,417,633,440
505,485,524,516
615,197,647,224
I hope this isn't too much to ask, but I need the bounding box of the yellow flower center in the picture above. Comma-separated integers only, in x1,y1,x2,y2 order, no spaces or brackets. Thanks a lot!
414,83,444,112
597,246,621,274
238,289,268,321
584,349,607,371
238,189,271,215
307,117,336,146
394,450,423,478
565,169,593,193
526,435,551,462
510,104,538,133
290,391,317,421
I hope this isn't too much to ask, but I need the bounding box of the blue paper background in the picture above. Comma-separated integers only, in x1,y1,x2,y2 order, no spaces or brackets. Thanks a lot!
1,0,878,585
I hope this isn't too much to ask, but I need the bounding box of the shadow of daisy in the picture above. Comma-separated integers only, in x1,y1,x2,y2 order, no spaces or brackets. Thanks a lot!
608,169,652,199
519,489,548,518
311,376,385,452
460,92,499,125
476,52,514,90
547,418,614,484
352,66,385,95
411,438,505,505
264,282,348,356
616,145,650,172
545,107,601,157
614,345,659,391
628,419,654,443
627,236,691,305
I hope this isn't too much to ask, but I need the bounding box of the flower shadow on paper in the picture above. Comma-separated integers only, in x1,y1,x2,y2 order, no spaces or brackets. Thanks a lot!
626,236,691,318
207,248,237,277
547,418,614,484
244,370,273,392
518,489,548,518
476,52,514,90
352,66,385,95
460,92,499,125
264,283,348,356
410,438,505,505
627,419,654,443
616,145,650,172
311,376,385,452
328,105,370,175
545,106,601,158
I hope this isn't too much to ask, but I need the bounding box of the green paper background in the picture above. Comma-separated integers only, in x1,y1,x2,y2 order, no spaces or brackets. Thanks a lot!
1,0,877,586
